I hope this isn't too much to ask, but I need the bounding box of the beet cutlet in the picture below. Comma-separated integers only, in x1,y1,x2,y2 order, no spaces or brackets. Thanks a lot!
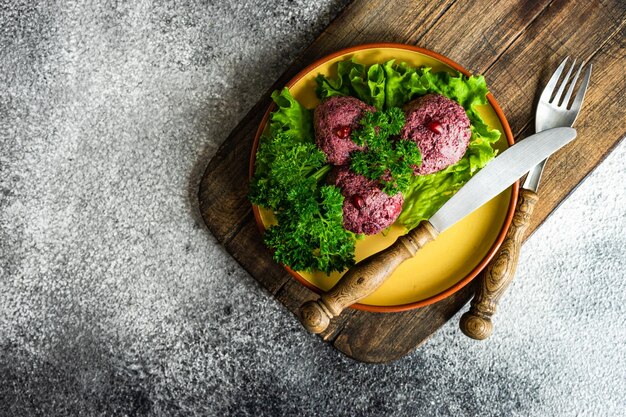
329,166,403,235
314,96,376,165
400,94,471,175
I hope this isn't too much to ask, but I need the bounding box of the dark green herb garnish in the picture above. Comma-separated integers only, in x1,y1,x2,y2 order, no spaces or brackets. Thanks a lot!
349,107,421,195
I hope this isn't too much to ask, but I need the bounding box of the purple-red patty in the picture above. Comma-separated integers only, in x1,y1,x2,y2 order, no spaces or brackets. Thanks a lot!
314,96,376,165
329,166,403,235
400,94,471,175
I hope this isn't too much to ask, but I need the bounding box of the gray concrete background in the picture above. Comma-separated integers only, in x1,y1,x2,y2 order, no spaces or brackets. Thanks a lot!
1,1,624,416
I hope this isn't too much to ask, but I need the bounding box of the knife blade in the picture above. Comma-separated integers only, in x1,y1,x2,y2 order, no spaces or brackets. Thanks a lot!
299,126,577,334
429,126,576,233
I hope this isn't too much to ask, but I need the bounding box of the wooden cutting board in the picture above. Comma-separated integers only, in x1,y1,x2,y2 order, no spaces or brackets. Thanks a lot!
198,0,625,363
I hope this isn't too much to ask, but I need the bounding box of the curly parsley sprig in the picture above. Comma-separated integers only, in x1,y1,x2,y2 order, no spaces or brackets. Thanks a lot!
249,131,358,275
350,107,421,195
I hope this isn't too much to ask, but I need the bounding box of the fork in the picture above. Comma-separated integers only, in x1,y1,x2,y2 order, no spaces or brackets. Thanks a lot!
459,57,592,340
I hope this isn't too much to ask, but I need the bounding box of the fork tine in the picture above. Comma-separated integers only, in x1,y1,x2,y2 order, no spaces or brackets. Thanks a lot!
540,57,568,102
561,61,585,107
570,63,592,113
552,58,576,104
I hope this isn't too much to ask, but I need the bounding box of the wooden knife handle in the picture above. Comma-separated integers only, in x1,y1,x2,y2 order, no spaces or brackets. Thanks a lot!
299,221,438,334
459,188,539,340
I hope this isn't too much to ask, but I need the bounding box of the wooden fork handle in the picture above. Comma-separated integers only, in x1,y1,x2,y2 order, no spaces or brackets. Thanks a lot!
299,221,438,334
460,189,539,340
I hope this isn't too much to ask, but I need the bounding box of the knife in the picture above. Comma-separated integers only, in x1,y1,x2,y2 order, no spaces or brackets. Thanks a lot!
299,127,577,334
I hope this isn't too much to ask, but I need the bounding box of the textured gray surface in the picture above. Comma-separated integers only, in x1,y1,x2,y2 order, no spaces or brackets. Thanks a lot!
1,1,624,416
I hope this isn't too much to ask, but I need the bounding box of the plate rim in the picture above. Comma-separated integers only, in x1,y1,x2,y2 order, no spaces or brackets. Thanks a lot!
248,42,519,312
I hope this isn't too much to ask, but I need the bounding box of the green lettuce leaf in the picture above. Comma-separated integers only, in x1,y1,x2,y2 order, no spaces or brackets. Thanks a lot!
316,59,387,110
383,60,421,109
315,60,361,98
268,87,314,142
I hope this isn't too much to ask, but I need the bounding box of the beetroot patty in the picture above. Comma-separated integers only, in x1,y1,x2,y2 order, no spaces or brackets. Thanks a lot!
314,96,376,165
400,94,471,175
330,166,403,235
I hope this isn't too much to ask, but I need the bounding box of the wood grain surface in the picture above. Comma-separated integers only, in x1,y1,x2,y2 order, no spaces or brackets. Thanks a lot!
198,0,626,363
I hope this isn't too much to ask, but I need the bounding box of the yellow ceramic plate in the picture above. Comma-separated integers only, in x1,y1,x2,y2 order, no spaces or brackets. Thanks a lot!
250,44,517,312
